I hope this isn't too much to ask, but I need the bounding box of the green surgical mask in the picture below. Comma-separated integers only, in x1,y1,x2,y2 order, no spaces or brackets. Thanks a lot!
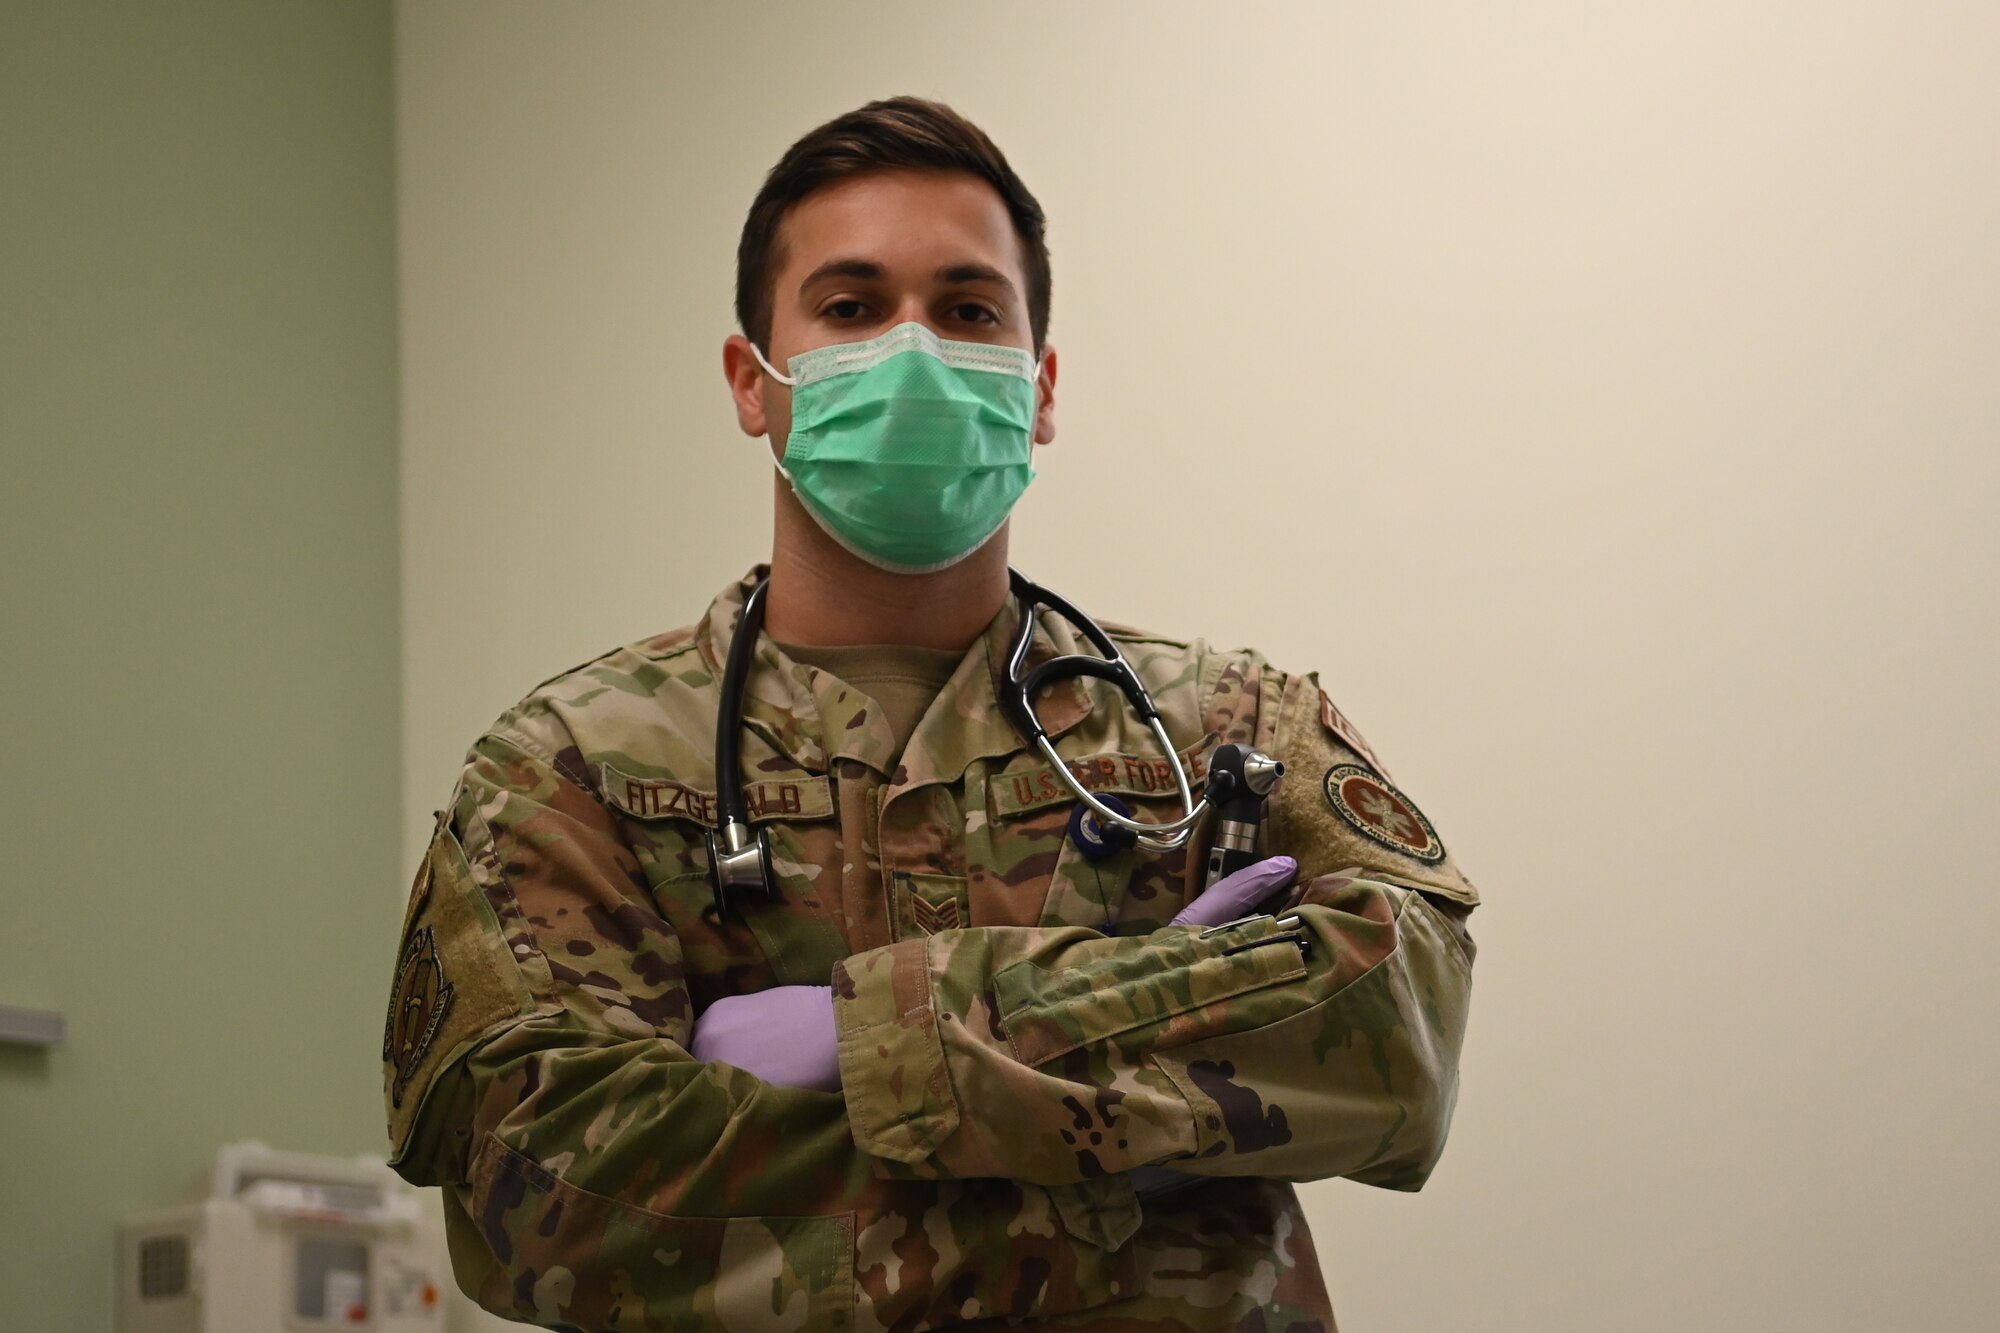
754,322,1040,574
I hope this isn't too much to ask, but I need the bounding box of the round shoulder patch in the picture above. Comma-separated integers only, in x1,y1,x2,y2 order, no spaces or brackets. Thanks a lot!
1321,764,1446,864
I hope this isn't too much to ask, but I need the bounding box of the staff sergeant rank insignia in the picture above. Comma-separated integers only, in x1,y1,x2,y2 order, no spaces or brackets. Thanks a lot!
385,924,455,1107
1322,764,1446,864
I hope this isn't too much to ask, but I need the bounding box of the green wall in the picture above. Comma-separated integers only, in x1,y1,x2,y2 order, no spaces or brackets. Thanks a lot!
0,3,400,1325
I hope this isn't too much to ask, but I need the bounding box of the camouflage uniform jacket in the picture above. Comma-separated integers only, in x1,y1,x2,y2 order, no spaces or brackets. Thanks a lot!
384,568,1479,1331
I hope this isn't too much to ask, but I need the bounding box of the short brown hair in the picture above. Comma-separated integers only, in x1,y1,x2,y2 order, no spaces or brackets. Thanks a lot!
735,96,1051,352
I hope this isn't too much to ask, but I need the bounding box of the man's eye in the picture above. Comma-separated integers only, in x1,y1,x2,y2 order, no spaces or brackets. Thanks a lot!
823,300,868,320
950,302,1000,324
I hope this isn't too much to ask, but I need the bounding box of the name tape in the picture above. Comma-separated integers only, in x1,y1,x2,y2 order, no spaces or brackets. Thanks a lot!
601,763,834,824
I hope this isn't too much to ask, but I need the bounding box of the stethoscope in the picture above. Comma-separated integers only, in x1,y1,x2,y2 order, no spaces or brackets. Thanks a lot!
707,570,1285,918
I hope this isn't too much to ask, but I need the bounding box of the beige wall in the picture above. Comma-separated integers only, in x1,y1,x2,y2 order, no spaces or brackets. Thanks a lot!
397,4,1999,1327
2,3,401,1326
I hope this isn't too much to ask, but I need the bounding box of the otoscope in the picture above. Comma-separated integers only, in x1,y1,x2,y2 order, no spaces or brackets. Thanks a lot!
1199,744,1287,890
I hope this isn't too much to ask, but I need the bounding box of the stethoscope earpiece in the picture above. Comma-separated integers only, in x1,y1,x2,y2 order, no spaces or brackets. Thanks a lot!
1001,570,1210,857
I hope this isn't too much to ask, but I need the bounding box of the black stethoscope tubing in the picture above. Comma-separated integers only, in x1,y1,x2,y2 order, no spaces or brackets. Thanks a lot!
712,574,769,832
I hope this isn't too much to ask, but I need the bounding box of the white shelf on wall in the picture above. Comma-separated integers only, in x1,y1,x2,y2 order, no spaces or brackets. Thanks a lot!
0,1006,65,1047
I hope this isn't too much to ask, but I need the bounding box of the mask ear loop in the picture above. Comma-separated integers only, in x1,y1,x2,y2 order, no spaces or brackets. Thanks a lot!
749,343,801,481
749,343,797,386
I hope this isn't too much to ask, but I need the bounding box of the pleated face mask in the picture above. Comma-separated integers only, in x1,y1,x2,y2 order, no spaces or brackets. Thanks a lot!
754,322,1040,574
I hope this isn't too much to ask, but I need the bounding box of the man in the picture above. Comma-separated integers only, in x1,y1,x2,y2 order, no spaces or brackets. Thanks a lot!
383,97,1478,1331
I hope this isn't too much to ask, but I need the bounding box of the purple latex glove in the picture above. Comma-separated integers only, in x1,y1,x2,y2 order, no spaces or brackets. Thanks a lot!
1168,855,1298,928
688,984,841,1091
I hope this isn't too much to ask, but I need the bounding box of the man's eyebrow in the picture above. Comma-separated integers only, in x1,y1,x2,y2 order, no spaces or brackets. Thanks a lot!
799,258,885,289
796,257,1019,297
937,263,1017,295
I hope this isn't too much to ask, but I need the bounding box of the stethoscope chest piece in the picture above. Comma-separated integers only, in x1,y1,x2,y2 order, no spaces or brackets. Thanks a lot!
1067,794,1138,862
707,818,778,919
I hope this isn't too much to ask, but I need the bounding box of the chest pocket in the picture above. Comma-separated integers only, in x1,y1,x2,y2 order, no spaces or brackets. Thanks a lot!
977,744,1211,934
600,762,850,1000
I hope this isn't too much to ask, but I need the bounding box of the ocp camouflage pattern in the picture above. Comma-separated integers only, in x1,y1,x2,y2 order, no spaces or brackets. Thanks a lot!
384,569,1479,1330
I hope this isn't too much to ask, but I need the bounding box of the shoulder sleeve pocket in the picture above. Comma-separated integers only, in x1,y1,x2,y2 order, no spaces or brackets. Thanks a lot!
1270,670,1481,908
383,819,535,1175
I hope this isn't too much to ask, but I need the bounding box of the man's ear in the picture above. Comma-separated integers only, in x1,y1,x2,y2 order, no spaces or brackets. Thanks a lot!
1032,343,1058,446
723,334,772,438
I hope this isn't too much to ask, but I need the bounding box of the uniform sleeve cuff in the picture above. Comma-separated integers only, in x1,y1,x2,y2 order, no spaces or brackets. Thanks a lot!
832,938,961,1165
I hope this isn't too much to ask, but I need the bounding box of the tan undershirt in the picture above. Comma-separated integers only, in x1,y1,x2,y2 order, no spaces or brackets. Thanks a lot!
776,641,966,760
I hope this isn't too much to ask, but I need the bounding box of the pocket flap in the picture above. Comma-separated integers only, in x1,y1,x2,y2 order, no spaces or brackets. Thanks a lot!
467,1135,855,1323
992,916,1310,1068
1047,1175,1143,1252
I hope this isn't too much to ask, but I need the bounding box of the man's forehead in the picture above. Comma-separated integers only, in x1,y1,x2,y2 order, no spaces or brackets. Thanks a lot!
774,169,1026,284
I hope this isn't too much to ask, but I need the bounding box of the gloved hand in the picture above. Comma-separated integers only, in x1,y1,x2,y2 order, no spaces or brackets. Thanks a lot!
688,984,841,1091
1168,855,1298,928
